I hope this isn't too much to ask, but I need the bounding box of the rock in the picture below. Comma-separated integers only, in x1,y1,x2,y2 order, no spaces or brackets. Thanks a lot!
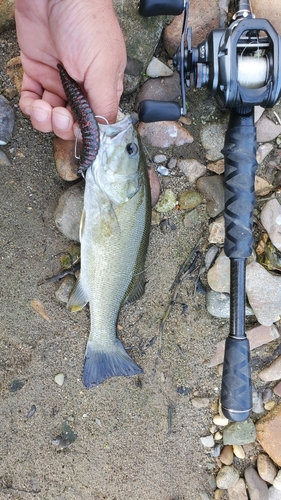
183,208,199,228
246,261,281,325
214,490,224,500
219,445,233,465
200,122,228,161
227,478,248,500
255,106,265,123
216,465,239,490
207,250,230,293
196,175,224,217
177,158,206,183
256,403,281,466
206,290,253,319
265,401,276,411
55,275,76,304
138,121,193,148
256,115,281,142
154,189,176,213
199,491,211,500
177,190,202,211
208,216,225,245
207,159,225,175
257,453,278,485
135,73,181,110
273,472,281,491
146,57,173,78
213,414,229,427
252,390,265,415
273,381,281,397
156,165,170,176
260,199,281,251
6,55,23,93
153,154,167,164
148,167,161,207
214,431,223,441
168,157,177,170
262,388,273,404
269,486,281,500
54,183,84,242
233,444,245,459
191,397,209,408
0,150,11,167
255,176,272,196
244,466,269,500
163,0,220,56
208,324,279,367
0,94,14,145
259,356,281,382
200,435,215,448
0,0,14,33
257,143,274,164
53,137,79,181
223,419,256,445
54,373,65,386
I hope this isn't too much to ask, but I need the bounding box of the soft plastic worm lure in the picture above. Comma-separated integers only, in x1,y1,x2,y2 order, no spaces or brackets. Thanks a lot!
57,64,100,176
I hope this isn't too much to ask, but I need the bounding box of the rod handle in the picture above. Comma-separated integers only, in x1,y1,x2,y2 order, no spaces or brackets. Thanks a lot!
139,0,184,16
139,100,182,122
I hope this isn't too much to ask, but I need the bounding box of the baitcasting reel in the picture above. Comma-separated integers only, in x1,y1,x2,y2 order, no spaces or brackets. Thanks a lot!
139,0,281,422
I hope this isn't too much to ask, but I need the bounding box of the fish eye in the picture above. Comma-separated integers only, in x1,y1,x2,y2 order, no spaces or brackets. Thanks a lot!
126,143,138,156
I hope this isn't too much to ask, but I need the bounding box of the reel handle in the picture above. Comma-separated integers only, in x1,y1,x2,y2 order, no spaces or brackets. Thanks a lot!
139,0,184,17
139,100,182,122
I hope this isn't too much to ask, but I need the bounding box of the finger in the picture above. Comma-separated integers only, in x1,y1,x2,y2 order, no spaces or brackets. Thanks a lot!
52,106,76,140
85,67,124,124
29,99,53,133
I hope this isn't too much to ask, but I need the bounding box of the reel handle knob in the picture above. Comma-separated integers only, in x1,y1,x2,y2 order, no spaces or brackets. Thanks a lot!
139,100,182,122
139,0,184,16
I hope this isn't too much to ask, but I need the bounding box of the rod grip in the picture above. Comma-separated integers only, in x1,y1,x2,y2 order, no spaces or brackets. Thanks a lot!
139,0,184,16
139,100,182,122
221,337,252,421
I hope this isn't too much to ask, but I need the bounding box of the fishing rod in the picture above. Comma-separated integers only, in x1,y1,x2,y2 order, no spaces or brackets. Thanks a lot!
139,0,281,421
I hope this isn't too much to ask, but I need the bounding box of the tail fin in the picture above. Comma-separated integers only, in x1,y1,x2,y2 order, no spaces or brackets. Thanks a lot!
83,339,143,389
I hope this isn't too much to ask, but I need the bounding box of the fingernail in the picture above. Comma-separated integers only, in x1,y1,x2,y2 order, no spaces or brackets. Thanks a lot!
32,107,49,123
53,112,71,131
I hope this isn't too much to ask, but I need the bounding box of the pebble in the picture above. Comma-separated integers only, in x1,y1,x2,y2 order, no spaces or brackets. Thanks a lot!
156,165,169,176
256,403,281,466
183,208,199,228
53,137,79,181
265,401,276,411
200,122,228,161
191,397,210,408
255,106,265,123
154,189,177,213
0,94,15,145
199,491,211,500
211,444,221,458
257,453,278,485
273,381,281,397
216,465,239,490
219,445,233,465
256,115,281,142
146,57,173,78
54,373,65,386
200,434,215,448
273,472,281,492
154,154,167,164
6,55,23,94
54,183,84,242
252,390,265,414
214,431,223,441
168,157,177,169
214,490,224,500
205,246,219,272
177,190,202,211
233,444,245,459
206,159,225,175
135,73,181,110
263,387,274,403
269,486,281,500
148,167,161,207
227,478,248,500
246,261,281,325
260,199,281,251
206,290,253,319
177,158,206,183
259,356,281,382
55,275,76,304
0,150,11,167
244,466,269,500
257,143,274,164
197,175,224,217
213,414,229,427
255,176,272,196
138,121,194,148
208,216,225,245
207,250,230,293
223,419,256,445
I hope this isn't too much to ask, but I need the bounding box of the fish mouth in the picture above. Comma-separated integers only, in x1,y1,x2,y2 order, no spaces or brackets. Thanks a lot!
98,114,133,139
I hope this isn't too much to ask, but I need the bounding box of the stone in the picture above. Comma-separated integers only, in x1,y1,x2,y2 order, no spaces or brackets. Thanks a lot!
168,157,177,170
213,414,229,427
138,121,193,148
54,183,84,242
177,190,202,211
216,465,239,490
259,356,281,382
0,0,14,33
154,189,177,213
183,208,199,228
260,199,281,251
200,435,215,448
153,154,167,164
273,381,281,397
55,275,76,304
135,73,181,110
207,251,230,293
256,403,281,466
200,122,228,161
255,176,272,196
214,490,224,500
252,390,265,415
191,397,209,408
148,167,161,207
273,472,281,492
146,57,173,78
177,158,206,183
246,261,281,325
269,487,281,500
257,453,278,485
208,216,225,245
256,115,281,142
233,445,245,459
53,137,79,181
54,373,65,386
196,175,225,217
227,478,248,500
262,388,273,404
265,401,276,411
257,143,274,165
6,55,23,94
0,150,11,167
207,323,279,367
223,419,256,445
244,466,269,500
207,159,225,175
219,445,233,465
206,290,253,319
0,94,14,145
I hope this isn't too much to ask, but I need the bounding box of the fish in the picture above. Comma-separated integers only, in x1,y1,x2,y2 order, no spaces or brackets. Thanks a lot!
58,65,151,388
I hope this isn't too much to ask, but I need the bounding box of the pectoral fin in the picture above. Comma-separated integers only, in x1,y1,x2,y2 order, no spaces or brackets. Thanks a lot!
67,278,88,312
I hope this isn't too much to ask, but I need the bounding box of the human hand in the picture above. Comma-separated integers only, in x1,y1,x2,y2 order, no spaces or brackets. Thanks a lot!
15,0,127,139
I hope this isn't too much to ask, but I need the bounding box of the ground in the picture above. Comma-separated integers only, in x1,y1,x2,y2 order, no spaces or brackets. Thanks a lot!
0,27,279,500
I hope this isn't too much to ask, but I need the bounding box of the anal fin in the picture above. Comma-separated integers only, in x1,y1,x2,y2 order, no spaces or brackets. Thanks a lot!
67,278,88,312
